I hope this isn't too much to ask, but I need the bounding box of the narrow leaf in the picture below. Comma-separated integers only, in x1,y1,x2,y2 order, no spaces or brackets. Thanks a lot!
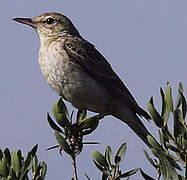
47,113,63,133
54,131,71,155
147,135,160,149
179,91,187,119
118,168,139,178
143,149,157,169
92,151,109,170
31,144,38,157
165,83,174,112
92,159,105,173
165,142,179,153
175,83,183,109
140,169,155,180
57,98,68,117
114,143,127,164
166,155,182,171
3,148,11,165
160,88,170,125
0,149,3,161
174,110,183,139
147,97,163,128
159,129,169,150
105,146,113,167
160,88,166,117
76,109,87,122
79,115,99,135
11,150,20,176
53,99,71,129
22,152,32,171
157,149,178,180
0,157,9,178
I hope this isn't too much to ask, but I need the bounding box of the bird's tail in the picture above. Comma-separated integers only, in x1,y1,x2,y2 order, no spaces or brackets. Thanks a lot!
113,106,152,148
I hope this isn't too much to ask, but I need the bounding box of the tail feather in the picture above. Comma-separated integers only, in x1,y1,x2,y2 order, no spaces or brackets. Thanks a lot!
124,116,152,148
113,106,152,148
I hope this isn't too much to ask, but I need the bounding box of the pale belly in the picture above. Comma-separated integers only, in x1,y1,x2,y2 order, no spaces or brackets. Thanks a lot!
59,67,115,113
39,46,115,114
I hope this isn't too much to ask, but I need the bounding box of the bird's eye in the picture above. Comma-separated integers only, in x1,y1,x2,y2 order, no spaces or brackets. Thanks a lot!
46,17,55,24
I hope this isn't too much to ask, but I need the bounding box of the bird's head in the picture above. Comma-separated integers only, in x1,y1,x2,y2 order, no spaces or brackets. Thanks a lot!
13,12,80,39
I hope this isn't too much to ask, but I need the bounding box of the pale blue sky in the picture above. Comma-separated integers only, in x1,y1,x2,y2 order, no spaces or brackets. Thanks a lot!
1,0,187,179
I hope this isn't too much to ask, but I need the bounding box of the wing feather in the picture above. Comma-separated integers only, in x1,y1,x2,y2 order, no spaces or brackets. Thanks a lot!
64,36,150,119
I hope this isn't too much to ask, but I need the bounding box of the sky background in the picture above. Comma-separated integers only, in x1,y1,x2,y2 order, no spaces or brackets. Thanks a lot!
1,0,187,179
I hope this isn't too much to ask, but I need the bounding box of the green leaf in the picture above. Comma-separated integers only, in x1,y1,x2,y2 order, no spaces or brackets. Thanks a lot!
53,99,71,128
147,135,160,149
0,157,9,178
179,91,187,119
34,155,38,172
92,160,110,178
166,155,182,171
114,143,127,165
153,148,179,180
163,106,170,126
93,160,110,178
159,129,164,147
23,152,32,171
105,146,113,167
160,88,170,125
147,97,163,128
118,168,139,178
175,83,183,109
160,88,166,116
19,152,32,180
20,168,29,180
151,148,158,158
92,159,105,173
56,98,68,117
41,161,47,179
165,142,179,153
17,150,22,165
33,163,43,180
143,149,157,169
31,144,38,157
36,176,43,180
174,110,183,139
4,148,11,165
9,168,16,178
140,169,155,180
47,113,63,133
79,115,99,135
76,109,87,122
11,150,20,176
54,131,71,155
92,151,109,170
165,83,174,112
0,149,3,161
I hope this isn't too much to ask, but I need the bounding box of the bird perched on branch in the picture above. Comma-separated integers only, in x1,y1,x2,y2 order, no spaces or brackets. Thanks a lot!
14,12,152,147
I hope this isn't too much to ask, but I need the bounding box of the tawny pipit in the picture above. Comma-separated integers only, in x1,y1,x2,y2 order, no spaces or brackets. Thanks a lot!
14,12,151,147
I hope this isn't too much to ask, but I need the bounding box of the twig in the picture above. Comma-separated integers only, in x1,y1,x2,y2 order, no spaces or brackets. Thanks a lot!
72,155,78,180
166,152,185,164
156,169,161,180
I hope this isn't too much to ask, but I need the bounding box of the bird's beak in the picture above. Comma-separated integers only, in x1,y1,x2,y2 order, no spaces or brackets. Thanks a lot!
13,18,36,28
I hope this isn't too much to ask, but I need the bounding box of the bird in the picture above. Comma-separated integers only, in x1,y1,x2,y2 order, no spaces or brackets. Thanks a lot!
13,12,152,147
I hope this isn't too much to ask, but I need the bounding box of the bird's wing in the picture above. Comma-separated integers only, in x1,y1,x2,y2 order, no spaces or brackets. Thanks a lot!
64,36,150,119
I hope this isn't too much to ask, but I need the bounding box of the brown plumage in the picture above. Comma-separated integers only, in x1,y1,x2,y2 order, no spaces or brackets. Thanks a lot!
13,12,152,147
